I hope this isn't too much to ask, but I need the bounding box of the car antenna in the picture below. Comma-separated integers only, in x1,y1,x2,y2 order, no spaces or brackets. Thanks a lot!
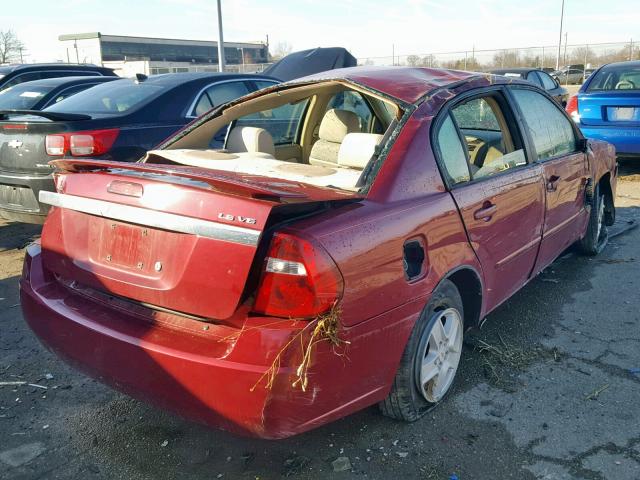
135,73,148,84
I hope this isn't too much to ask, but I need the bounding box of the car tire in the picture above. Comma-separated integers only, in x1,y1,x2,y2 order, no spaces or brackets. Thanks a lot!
380,279,464,422
578,182,608,256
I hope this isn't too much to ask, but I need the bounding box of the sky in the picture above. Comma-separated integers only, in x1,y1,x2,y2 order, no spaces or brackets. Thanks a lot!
2,0,639,63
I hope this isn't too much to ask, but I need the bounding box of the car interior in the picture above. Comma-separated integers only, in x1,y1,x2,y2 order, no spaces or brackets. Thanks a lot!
145,81,402,191
448,95,527,180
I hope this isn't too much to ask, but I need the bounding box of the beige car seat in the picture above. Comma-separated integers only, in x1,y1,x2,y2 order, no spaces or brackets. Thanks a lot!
309,109,360,167
337,133,384,170
226,126,275,156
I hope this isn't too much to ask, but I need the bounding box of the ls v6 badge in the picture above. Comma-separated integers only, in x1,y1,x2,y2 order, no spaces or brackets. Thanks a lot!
218,212,257,225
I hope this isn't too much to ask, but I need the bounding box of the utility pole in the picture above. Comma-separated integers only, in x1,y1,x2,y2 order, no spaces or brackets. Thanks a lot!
556,0,565,70
216,0,226,72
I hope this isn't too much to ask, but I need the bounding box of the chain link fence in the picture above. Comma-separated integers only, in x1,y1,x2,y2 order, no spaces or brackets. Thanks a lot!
358,41,639,72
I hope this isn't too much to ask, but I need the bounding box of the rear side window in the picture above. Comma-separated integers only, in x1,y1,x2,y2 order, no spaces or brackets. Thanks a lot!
539,72,557,90
587,65,640,91
235,100,308,145
436,115,470,185
191,81,251,117
511,89,576,160
526,71,544,87
45,81,164,115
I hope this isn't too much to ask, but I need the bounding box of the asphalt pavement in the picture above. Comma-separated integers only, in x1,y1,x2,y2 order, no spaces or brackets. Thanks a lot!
1,162,639,480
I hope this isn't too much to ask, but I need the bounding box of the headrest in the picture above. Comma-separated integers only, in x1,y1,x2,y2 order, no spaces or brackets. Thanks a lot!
226,126,275,156
337,133,384,170
319,109,360,143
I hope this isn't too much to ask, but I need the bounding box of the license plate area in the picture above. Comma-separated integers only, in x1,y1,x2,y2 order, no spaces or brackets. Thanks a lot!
607,107,639,122
89,218,157,273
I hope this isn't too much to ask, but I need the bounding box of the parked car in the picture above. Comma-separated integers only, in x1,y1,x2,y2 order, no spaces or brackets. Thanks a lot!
21,66,617,439
567,60,640,159
0,76,119,111
0,72,277,223
552,68,585,85
491,68,569,106
0,63,116,90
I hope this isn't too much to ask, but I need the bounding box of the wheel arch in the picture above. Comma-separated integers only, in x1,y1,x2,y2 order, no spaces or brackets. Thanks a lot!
436,265,484,328
597,172,615,226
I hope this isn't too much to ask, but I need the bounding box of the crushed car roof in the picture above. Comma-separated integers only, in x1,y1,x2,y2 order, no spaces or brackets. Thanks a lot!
294,66,480,104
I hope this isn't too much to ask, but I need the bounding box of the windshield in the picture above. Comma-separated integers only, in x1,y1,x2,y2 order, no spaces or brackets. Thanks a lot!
587,65,640,92
0,84,55,109
45,80,166,115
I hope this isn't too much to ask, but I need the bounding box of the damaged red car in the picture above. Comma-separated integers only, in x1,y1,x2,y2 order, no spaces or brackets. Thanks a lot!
20,67,617,439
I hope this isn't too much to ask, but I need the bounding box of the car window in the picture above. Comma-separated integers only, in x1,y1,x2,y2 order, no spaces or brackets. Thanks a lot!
436,114,470,185
2,72,43,88
254,80,279,90
326,91,373,132
234,100,309,145
448,96,527,181
48,84,97,106
511,88,576,161
539,72,557,90
46,80,165,115
0,84,55,109
587,65,640,91
526,71,544,87
191,81,251,117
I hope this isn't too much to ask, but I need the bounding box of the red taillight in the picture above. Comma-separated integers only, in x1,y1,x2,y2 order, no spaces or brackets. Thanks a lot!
2,124,28,130
45,128,119,157
566,95,579,122
252,232,343,319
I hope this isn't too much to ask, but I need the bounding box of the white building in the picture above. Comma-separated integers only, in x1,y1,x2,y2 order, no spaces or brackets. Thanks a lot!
58,32,270,76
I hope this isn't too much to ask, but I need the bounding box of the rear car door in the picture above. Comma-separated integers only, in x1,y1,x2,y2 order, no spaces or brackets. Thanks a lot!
434,89,545,312
509,87,589,273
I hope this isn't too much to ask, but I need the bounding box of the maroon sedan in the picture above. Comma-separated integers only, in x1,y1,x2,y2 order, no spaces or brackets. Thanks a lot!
20,67,617,439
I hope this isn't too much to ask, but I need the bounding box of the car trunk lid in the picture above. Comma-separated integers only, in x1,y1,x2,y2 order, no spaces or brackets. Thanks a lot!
578,91,640,127
0,111,90,175
39,159,358,320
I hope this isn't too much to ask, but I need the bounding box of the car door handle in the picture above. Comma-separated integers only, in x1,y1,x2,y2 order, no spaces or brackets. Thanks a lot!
547,175,560,192
473,202,497,222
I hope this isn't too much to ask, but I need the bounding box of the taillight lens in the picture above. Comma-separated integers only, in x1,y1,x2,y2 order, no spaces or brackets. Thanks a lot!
253,232,343,318
45,135,65,155
44,128,119,157
566,95,580,122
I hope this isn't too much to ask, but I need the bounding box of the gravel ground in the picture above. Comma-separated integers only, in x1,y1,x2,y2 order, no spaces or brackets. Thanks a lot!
1,162,639,480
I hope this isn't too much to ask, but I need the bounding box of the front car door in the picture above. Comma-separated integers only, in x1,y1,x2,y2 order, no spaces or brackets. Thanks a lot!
434,89,545,312
508,87,590,274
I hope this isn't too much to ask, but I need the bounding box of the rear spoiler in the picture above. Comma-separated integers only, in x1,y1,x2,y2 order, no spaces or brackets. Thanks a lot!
0,110,91,121
50,158,361,202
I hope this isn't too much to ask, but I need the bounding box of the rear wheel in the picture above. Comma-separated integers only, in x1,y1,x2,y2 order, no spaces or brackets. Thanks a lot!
578,183,608,256
380,279,464,421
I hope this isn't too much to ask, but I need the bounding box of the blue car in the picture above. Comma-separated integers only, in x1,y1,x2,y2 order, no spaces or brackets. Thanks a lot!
567,60,640,159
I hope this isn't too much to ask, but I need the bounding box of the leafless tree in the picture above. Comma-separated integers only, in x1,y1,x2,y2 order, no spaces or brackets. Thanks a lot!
271,41,293,60
0,30,25,64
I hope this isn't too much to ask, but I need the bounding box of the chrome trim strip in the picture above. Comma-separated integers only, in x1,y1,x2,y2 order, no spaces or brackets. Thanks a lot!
39,191,260,246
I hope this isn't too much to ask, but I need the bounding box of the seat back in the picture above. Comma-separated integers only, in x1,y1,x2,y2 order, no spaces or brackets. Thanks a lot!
226,126,275,156
337,133,384,170
309,109,360,166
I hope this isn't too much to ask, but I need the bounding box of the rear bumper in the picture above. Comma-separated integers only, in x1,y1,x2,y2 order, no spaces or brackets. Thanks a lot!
0,170,53,223
578,124,640,156
20,245,421,438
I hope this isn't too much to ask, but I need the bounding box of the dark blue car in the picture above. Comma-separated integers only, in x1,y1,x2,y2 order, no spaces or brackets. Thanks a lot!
0,73,277,223
567,60,640,159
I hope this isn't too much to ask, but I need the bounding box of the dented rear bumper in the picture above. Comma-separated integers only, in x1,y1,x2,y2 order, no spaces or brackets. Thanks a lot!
20,244,420,438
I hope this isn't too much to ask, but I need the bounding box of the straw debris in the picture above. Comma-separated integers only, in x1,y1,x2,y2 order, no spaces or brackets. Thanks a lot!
250,305,349,393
